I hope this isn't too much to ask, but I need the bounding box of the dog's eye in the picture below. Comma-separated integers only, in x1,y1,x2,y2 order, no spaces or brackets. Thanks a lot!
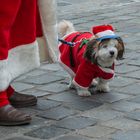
102,45,107,48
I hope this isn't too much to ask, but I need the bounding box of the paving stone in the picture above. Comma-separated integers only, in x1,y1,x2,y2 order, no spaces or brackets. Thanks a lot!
11,82,34,92
53,70,69,78
38,106,77,120
115,83,140,95
37,83,68,93
40,63,63,71
111,100,140,112
4,136,35,140
123,70,140,79
32,99,61,111
78,125,116,138
21,89,51,97
82,105,124,121
65,100,103,111
125,110,140,121
55,135,93,140
115,64,139,74
24,69,47,77
101,118,140,131
54,116,97,130
111,130,140,140
24,125,71,139
109,76,134,88
127,59,140,66
47,90,82,102
22,74,64,85
89,91,131,103
0,117,47,138
128,95,140,104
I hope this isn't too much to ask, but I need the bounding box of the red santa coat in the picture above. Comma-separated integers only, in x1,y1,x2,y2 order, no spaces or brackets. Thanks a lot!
59,32,115,89
0,0,57,92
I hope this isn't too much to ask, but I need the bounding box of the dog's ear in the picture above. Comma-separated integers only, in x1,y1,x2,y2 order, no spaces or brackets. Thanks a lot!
84,39,98,61
116,37,125,60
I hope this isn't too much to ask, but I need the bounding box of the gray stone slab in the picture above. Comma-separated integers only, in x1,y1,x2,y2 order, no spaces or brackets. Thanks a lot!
38,106,77,120
0,117,46,138
55,116,97,130
111,130,140,140
115,65,139,74
78,125,116,138
24,125,71,139
22,74,65,85
127,59,140,66
109,76,134,88
125,111,140,121
65,100,103,111
123,70,140,80
53,70,69,78
32,99,61,111
37,83,68,93
40,63,63,71
11,82,34,92
111,101,140,112
82,106,124,121
101,118,140,131
24,69,47,77
128,95,140,104
47,91,82,102
115,83,140,95
55,135,93,140
4,136,35,140
89,91,131,103
21,89,51,97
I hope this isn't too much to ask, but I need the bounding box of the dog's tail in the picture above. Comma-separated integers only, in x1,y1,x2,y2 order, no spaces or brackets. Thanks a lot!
58,20,75,37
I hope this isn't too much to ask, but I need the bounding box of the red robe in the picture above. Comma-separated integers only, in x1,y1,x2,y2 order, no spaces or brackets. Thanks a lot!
59,32,114,89
0,0,57,107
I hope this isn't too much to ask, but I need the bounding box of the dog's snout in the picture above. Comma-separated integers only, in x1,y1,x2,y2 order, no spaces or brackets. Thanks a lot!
110,51,114,56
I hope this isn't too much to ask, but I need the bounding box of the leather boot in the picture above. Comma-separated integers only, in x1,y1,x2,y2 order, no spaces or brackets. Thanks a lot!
9,91,37,108
0,104,31,126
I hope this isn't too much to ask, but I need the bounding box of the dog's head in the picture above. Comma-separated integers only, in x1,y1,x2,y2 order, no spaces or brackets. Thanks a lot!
84,24,124,68
84,37,124,67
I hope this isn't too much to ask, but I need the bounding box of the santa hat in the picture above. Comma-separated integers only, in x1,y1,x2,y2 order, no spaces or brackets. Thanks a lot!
92,24,118,41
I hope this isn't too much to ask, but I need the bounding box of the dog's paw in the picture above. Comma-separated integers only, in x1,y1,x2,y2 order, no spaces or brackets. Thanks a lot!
77,89,91,96
96,84,110,93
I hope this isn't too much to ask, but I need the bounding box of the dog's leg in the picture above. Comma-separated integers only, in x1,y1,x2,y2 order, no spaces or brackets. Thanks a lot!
68,76,75,89
96,78,110,92
75,86,91,96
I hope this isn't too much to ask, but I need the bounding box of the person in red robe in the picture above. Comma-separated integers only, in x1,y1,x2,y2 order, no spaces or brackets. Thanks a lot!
0,0,58,126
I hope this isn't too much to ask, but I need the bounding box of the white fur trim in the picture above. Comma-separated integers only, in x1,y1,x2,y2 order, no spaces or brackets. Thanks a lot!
98,66,114,74
0,41,40,91
96,30,115,37
72,79,88,89
38,0,58,62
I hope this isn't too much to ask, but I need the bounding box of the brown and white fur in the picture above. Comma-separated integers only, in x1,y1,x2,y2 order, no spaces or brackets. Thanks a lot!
58,20,124,96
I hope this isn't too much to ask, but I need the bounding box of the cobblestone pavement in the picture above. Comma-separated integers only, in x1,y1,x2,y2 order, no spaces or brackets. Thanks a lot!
1,0,140,140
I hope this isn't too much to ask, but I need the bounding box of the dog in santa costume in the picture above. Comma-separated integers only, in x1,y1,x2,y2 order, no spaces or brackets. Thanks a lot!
58,20,124,96
0,0,57,126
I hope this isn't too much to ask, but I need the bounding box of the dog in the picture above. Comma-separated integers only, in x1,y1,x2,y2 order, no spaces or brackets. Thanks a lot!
58,20,124,96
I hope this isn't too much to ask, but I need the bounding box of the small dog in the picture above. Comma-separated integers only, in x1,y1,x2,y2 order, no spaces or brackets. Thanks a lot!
58,20,124,96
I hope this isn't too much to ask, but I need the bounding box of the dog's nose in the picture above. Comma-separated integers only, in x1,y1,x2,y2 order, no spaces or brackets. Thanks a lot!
110,51,114,56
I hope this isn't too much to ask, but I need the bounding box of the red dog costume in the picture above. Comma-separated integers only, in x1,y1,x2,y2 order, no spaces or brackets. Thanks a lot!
59,25,115,89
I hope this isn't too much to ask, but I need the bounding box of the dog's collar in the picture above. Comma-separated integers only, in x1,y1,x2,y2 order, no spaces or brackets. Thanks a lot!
96,35,119,41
